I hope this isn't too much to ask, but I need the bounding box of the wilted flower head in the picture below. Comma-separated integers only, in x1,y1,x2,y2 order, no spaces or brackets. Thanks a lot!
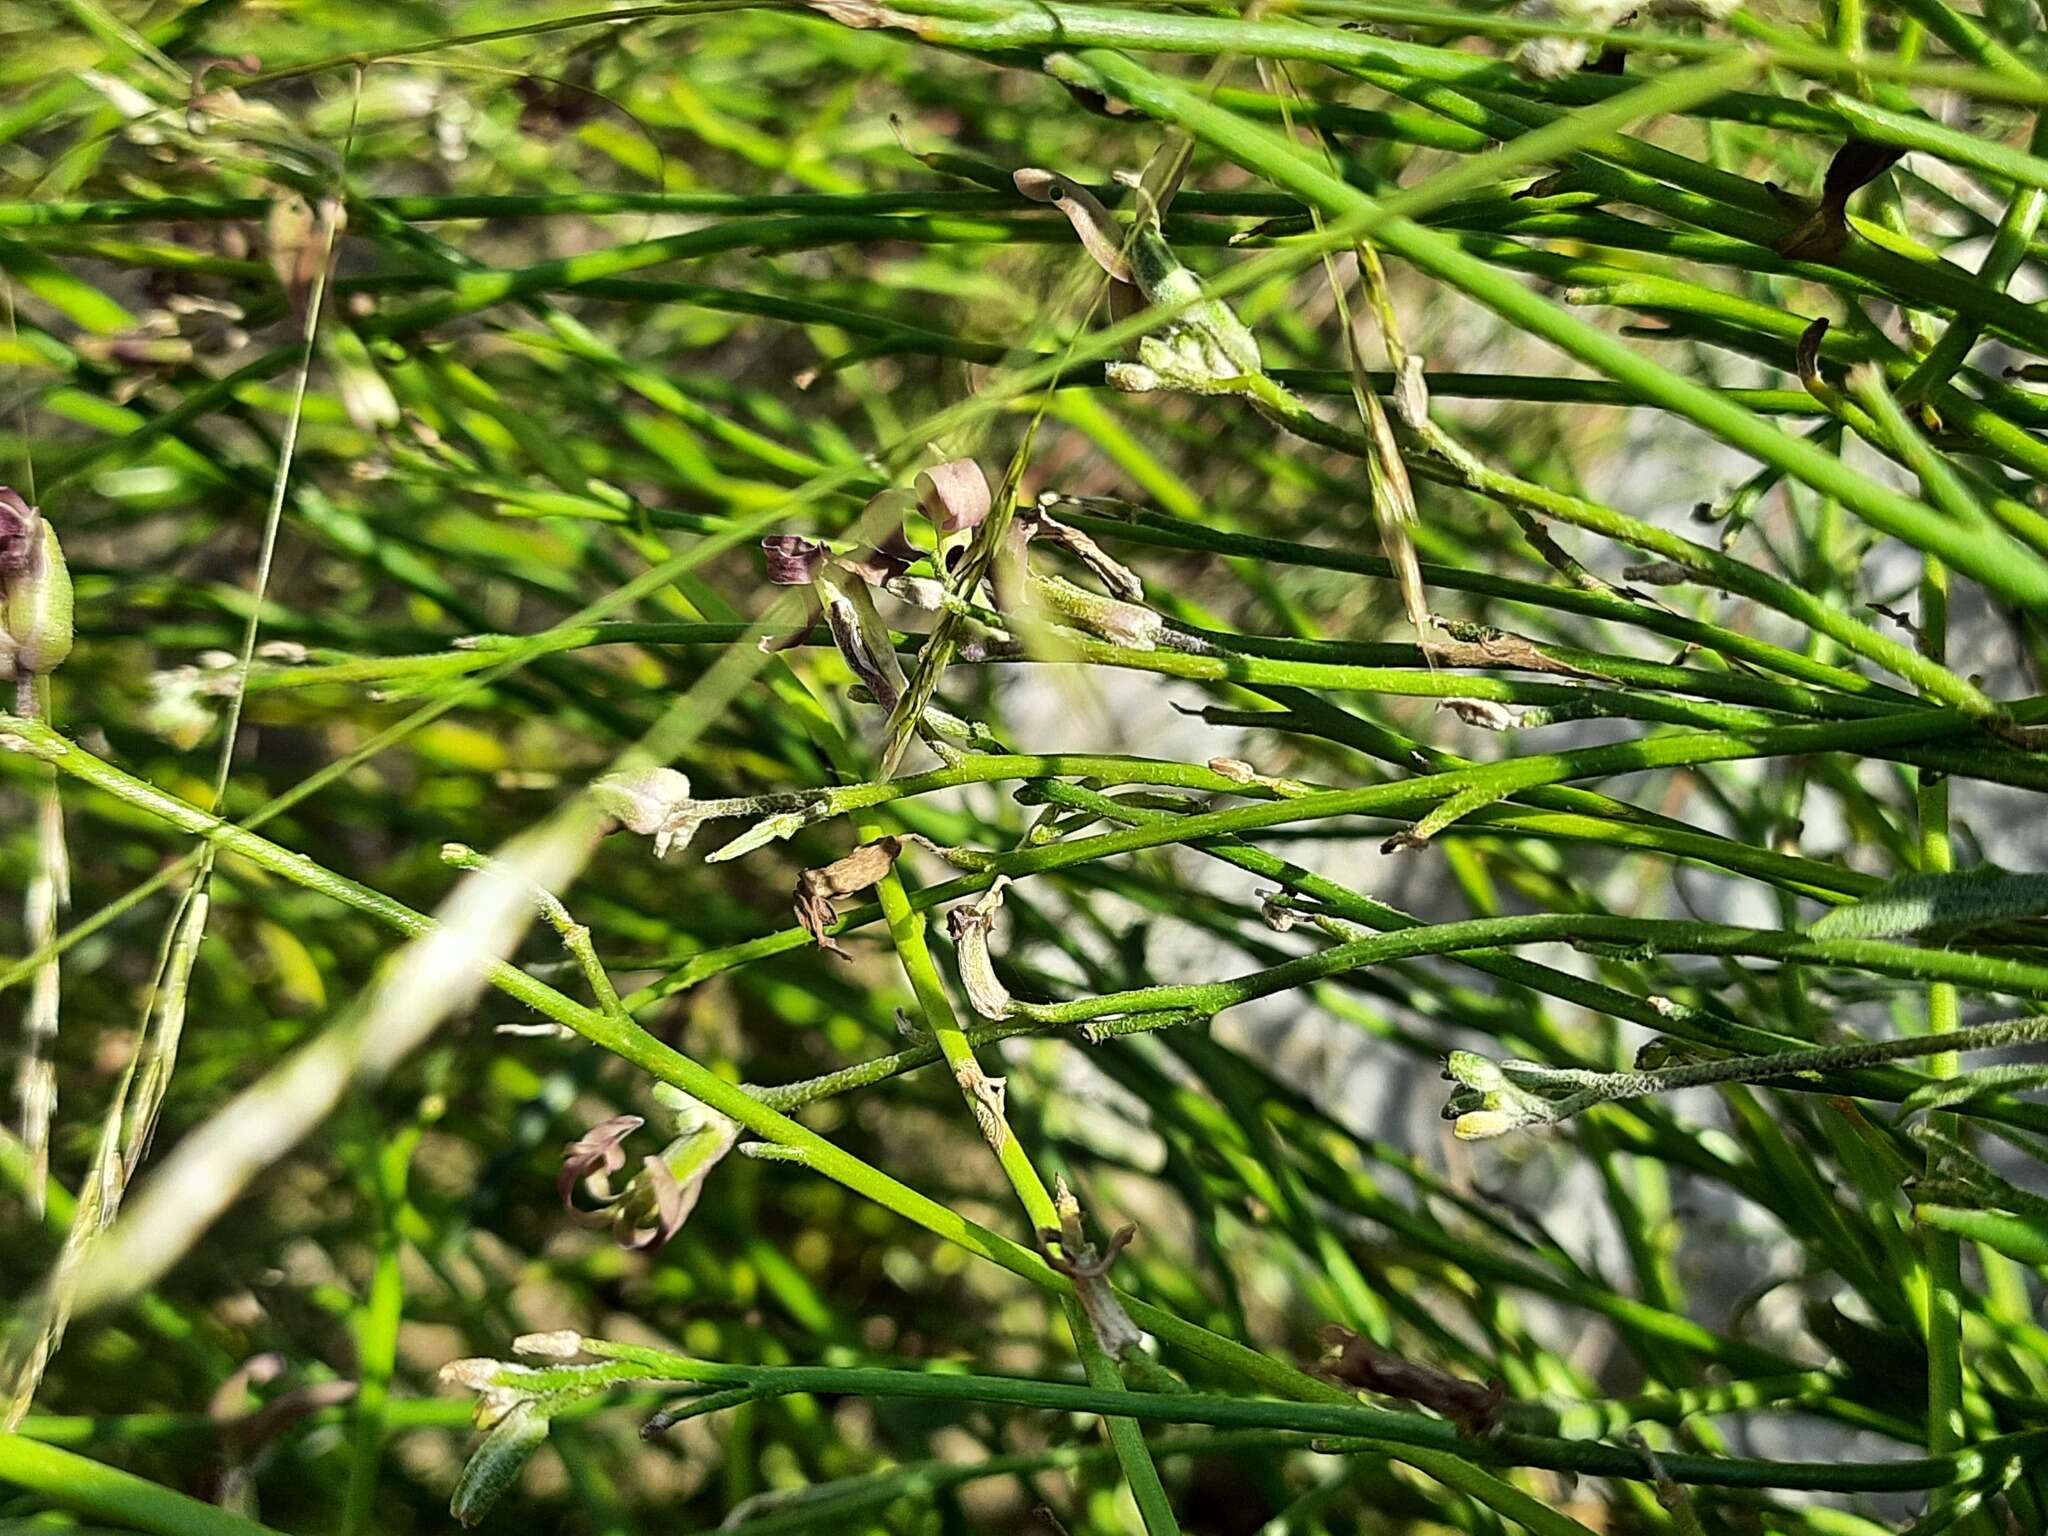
557,1114,643,1215
557,1092,737,1252
793,836,902,958
592,766,702,857
762,534,828,586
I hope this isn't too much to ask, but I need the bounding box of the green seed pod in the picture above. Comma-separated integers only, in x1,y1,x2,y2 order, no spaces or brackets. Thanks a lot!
449,1398,549,1525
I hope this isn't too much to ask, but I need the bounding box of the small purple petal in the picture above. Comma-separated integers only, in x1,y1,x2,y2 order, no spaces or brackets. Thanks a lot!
558,1114,642,1213
618,1156,688,1251
845,525,920,585
915,460,991,535
762,534,827,586
0,488,41,579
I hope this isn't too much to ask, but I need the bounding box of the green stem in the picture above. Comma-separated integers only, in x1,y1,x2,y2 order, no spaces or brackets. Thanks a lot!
0,1434,286,1536
539,1341,2043,1494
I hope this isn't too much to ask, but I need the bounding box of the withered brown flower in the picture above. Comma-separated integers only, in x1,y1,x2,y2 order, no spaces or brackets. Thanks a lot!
1315,1324,1506,1438
794,837,902,958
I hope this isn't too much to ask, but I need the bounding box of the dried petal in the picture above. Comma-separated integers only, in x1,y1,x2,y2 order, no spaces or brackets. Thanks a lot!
1318,1325,1505,1437
1022,498,1144,600
794,837,902,957
915,459,992,536
617,1154,687,1250
817,566,908,710
1013,169,1133,284
946,878,1015,1019
954,1060,1008,1151
762,534,828,585
843,543,914,586
1043,1177,1144,1359
557,1114,643,1216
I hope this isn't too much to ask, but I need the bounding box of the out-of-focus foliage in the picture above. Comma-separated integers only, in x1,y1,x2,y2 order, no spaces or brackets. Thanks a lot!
7,1,2048,1533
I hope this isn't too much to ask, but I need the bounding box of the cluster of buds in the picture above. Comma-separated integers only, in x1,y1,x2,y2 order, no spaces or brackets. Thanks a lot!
1439,1050,1572,1140
0,490,74,715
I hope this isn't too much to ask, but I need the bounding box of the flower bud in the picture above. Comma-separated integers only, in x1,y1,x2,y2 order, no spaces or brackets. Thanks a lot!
1453,1109,1520,1141
0,491,73,685
592,767,701,857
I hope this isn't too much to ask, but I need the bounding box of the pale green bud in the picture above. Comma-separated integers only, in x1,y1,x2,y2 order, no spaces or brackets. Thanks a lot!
0,496,73,683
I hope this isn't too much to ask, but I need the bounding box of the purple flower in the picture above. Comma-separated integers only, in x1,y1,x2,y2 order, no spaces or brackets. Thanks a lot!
762,534,827,586
915,460,991,535
557,1115,643,1218
0,489,41,579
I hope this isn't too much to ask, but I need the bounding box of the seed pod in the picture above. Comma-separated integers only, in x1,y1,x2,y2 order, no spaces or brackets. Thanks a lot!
449,1398,549,1525
945,879,1016,1019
